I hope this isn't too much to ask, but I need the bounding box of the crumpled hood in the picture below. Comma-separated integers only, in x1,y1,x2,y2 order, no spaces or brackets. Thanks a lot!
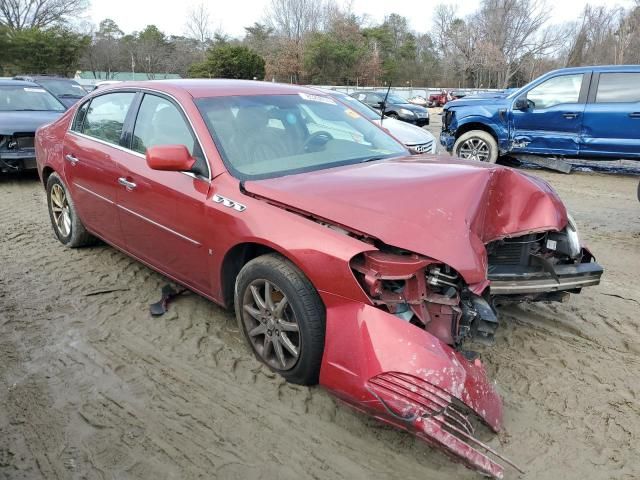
446,96,511,109
245,155,567,285
0,111,63,136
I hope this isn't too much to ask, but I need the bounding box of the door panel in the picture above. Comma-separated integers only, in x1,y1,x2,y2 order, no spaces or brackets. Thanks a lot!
63,133,123,242
63,90,136,244
115,93,211,291
116,156,210,291
581,72,640,157
510,73,587,156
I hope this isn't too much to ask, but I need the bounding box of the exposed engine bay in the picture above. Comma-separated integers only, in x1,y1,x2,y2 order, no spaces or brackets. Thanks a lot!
351,222,603,348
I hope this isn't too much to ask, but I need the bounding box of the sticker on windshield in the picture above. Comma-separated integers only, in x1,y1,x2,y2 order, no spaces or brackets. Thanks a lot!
24,87,47,93
344,108,360,119
298,92,337,105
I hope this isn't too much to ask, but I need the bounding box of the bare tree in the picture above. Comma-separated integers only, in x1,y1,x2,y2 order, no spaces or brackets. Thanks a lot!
0,0,88,30
185,2,212,58
265,0,324,42
473,0,562,87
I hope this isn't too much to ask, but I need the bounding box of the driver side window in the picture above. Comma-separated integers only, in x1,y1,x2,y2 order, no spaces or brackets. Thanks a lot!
526,74,584,109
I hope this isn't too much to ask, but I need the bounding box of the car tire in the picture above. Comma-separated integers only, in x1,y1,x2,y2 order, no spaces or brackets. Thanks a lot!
453,130,499,163
46,172,96,247
234,253,325,385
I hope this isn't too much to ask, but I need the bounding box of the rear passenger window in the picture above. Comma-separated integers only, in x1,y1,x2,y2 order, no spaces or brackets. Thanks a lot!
596,73,640,103
82,92,135,144
132,94,195,155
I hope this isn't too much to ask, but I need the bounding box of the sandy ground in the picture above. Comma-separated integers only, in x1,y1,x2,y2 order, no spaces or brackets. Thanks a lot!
1,161,639,479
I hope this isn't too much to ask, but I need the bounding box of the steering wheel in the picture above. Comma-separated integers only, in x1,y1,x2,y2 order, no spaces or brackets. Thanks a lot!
303,131,334,152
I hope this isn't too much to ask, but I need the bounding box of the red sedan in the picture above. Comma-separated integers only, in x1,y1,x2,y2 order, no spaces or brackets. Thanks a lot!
35,80,603,478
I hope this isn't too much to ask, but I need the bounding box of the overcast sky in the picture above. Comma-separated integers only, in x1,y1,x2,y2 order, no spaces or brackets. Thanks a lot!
88,0,635,37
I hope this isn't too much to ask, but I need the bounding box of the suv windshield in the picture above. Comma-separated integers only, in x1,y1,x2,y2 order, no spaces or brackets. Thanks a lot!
38,79,86,97
197,93,407,180
0,85,66,111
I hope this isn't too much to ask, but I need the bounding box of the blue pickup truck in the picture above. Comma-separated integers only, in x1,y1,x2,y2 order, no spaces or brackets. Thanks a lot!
440,65,640,163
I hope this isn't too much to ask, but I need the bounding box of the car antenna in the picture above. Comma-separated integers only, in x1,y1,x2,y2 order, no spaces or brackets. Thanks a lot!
380,83,392,124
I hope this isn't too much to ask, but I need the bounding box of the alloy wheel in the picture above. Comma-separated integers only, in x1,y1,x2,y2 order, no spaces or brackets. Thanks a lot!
458,138,491,162
50,184,71,237
241,279,301,370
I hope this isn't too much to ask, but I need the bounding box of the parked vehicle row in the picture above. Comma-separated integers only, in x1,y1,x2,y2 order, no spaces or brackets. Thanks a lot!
313,87,436,153
13,75,87,107
35,79,602,478
349,90,430,126
441,65,640,163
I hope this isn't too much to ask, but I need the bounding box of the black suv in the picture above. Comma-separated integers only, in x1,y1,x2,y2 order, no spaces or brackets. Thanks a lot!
350,90,429,126
13,75,86,107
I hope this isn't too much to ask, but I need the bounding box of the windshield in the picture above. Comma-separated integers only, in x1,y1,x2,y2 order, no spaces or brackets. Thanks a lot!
0,85,66,111
38,79,86,97
196,93,407,180
384,93,410,104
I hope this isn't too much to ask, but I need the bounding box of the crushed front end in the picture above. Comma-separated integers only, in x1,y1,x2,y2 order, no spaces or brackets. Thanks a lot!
0,134,38,172
319,226,601,477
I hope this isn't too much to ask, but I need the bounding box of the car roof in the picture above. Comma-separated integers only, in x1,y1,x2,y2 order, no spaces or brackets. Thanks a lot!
98,79,334,99
0,79,41,87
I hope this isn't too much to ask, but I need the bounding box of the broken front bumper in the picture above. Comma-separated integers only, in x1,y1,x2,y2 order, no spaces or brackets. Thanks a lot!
440,130,455,152
0,150,37,172
319,294,515,479
488,260,603,295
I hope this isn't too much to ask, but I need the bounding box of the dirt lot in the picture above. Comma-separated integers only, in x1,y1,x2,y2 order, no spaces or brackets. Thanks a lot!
1,164,639,480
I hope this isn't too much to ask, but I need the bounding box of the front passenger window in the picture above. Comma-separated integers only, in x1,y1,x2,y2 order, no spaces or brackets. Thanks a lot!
82,92,135,144
526,74,583,109
132,94,195,155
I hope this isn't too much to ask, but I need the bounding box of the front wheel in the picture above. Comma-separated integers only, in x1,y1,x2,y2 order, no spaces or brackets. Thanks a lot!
234,254,325,385
453,130,499,163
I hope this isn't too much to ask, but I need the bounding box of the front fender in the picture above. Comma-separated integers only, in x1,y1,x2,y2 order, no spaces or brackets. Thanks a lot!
454,114,510,152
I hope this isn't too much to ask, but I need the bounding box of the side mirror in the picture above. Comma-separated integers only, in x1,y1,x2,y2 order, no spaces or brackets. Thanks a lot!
146,145,195,172
376,101,385,109
514,97,529,110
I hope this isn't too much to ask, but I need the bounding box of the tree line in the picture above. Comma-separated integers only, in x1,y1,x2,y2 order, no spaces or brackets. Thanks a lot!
1,0,639,88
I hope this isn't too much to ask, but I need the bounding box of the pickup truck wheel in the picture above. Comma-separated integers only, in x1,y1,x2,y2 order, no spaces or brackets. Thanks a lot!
46,172,96,247
453,131,498,163
234,253,325,385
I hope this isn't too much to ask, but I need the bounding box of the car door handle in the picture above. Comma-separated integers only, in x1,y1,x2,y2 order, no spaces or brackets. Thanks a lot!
563,113,579,119
629,112,640,118
117,177,137,190
65,154,79,165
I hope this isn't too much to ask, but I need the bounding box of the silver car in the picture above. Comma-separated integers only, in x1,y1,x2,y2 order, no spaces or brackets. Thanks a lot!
311,88,437,154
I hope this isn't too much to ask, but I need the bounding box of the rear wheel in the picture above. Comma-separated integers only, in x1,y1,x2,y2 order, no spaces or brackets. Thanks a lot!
46,173,96,247
453,130,499,163
234,254,325,385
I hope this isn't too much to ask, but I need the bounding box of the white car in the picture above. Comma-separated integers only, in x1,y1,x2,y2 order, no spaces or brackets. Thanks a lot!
312,88,437,154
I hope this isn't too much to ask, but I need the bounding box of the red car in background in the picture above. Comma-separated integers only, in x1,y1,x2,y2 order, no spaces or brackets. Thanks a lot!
35,80,603,478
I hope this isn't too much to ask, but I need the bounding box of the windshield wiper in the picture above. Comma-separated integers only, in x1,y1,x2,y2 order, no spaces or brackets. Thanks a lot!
360,155,388,163
58,94,82,98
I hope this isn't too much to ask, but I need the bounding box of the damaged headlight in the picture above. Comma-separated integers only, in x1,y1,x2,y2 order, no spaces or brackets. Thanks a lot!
565,213,581,258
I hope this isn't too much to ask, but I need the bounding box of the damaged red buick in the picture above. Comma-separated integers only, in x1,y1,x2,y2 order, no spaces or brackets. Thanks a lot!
35,80,603,478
